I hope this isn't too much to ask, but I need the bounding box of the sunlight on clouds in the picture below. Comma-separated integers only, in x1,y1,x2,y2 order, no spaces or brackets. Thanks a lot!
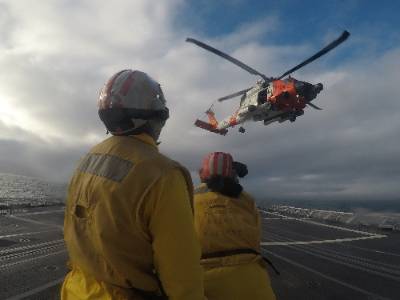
0,97,20,126
0,94,103,147
82,132,104,145
0,94,59,141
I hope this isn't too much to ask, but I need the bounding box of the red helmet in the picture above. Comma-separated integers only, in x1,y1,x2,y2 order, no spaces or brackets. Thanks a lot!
199,152,234,182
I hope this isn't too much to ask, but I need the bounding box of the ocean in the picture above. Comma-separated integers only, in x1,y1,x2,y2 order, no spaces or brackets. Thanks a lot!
0,173,67,207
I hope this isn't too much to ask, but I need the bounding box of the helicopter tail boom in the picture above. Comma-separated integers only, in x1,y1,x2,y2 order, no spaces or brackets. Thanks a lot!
194,119,228,135
205,109,219,127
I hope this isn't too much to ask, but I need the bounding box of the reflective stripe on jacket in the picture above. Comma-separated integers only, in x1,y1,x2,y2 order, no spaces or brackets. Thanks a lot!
62,134,204,300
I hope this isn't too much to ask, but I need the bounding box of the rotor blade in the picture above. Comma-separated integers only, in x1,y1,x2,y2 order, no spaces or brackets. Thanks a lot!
307,103,323,110
218,88,251,102
278,30,350,80
186,38,269,80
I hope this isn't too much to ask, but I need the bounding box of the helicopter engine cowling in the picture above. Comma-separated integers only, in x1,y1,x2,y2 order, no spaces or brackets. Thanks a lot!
267,79,306,112
266,78,323,112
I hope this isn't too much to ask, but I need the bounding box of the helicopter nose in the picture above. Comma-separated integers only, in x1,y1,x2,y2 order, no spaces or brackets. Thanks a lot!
295,81,314,98
314,83,323,94
295,81,323,101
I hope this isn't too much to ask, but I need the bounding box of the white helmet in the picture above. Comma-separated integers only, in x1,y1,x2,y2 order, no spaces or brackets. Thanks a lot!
98,70,169,137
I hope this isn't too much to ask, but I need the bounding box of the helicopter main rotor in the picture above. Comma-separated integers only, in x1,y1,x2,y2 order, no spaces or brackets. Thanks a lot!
277,31,350,79
186,38,271,81
186,31,350,102
217,88,251,102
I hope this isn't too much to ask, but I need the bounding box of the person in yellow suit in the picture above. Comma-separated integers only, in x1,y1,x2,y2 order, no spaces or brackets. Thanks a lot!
194,152,276,300
61,70,204,300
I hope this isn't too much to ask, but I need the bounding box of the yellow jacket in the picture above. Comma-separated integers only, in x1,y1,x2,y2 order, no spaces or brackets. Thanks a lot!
194,183,261,258
194,183,276,300
61,134,204,300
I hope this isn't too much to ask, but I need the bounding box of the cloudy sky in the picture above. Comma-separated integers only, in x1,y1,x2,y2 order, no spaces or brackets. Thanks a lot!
0,0,399,203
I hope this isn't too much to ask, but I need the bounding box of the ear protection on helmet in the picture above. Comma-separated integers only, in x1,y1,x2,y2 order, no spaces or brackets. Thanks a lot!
232,161,248,178
98,107,169,135
99,107,169,122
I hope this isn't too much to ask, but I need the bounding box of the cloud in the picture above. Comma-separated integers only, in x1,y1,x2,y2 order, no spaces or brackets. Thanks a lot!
0,120,86,180
0,0,183,141
0,0,399,203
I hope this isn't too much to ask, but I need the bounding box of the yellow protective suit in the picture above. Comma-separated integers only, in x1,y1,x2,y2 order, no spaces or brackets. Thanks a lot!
61,134,204,300
194,183,276,300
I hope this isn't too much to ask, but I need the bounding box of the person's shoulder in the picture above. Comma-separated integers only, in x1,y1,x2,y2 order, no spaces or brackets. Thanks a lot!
133,153,192,191
88,136,137,157
240,190,256,202
194,183,210,195
146,153,187,176
87,136,113,151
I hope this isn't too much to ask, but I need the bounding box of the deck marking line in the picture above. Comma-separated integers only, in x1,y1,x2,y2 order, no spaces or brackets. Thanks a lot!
0,229,59,239
265,250,392,300
0,239,64,255
5,277,65,300
344,243,400,258
0,249,67,269
260,210,383,236
265,241,400,282
13,209,64,216
261,234,386,246
9,215,63,230
265,232,400,275
265,232,400,273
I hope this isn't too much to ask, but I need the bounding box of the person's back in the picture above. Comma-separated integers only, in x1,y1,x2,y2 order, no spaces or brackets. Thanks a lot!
194,152,276,300
195,184,261,256
61,70,204,300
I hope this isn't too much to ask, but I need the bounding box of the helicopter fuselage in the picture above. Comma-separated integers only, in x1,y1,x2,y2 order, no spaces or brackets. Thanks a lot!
188,31,348,135
215,78,323,130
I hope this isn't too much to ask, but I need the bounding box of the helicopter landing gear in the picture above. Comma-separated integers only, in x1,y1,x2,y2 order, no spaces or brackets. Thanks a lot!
238,126,246,133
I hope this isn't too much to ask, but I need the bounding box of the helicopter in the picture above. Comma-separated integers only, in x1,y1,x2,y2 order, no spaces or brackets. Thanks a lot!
187,30,350,135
